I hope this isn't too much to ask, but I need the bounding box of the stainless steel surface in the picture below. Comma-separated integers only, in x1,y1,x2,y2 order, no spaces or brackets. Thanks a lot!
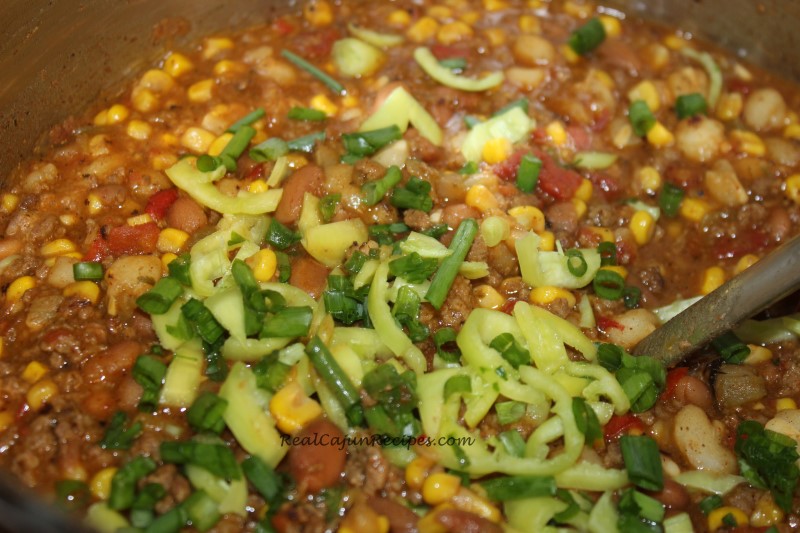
634,234,800,367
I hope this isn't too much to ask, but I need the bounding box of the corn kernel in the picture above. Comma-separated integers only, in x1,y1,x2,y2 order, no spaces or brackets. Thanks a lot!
572,198,587,219
40,238,77,258
127,120,152,141
103,105,128,126
203,37,235,60
437,21,474,45
139,69,175,92
465,184,499,212
530,286,577,308
483,0,509,11
546,121,568,146
304,0,333,27
664,34,687,50
481,137,512,164
646,121,674,147
474,285,506,310
160,133,179,147
680,197,712,222
643,43,669,70
518,15,540,34
716,92,743,121
407,17,440,42
586,226,615,243
459,11,480,25
483,28,506,47
27,378,58,411
451,488,502,522
571,179,592,202
157,228,190,254
86,193,104,215
180,127,216,153
784,123,800,140
162,52,193,78
599,15,622,38
248,179,269,193
22,361,49,384
638,166,662,194
269,381,324,434
422,473,462,505
310,94,338,116
734,254,759,274
612,123,633,149
286,154,309,169
0,410,13,433
213,59,245,76
750,494,784,527
730,130,765,156
560,43,580,64
508,206,545,233
151,153,178,170
538,230,555,251
208,132,234,157
776,397,797,411
90,467,118,501
405,456,435,490
63,281,101,304
131,88,158,113
700,266,726,295
248,249,278,282
341,95,359,108
6,276,36,304
2,193,19,213
187,79,215,103
387,9,411,27
628,80,660,112
785,174,800,203
744,344,772,365
127,213,153,226
629,210,656,245
161,253,178,271
93,109,108,126
708,507,748,532
600,265,628,280
427,6,453,19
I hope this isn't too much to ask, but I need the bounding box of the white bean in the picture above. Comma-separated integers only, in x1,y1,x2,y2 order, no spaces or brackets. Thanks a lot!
46,256,78,289
505,67,547,90
675,116,725,163
743,88,787,131
105,255,163,317
513,35,556,66
673,404,737,475
704,159,748,206
605,309,659,350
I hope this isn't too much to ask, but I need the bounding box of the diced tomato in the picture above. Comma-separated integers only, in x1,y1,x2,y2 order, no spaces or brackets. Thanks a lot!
661,367,689,401
588,172,622,201
83,236,111,262
531,127,549,144
728,78,752,95
534,149,583,201
566,125,592,150
106,222,160,256
245,163,265,181
596,316,625,332
604,413,645,441
501,298,519,315
272,17,295,36
144,188,179,222
430,44,471,60
713,229,770,259
296,28,341,58
493,150,525,181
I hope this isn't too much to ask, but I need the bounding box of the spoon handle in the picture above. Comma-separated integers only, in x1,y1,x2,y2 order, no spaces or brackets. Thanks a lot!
633,234,800,367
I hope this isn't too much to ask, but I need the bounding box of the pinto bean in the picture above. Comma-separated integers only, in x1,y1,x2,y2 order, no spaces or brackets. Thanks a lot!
82,340,144,384
647,478,690,510
82,385,117,420
673,375,714,412
435,509,502,533
166,197,207,234
116,376,144,411
289,255,330,299
367,496,419,533
766,206,792,242
287,418,346,493
442,204,480,229
274,164,325,225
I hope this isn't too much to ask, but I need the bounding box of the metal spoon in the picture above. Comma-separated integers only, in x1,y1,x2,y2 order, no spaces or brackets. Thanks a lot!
632,234,800,367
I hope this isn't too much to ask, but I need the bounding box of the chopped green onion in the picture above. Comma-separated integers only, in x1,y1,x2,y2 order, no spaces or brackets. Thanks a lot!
146,501,187,533
618,488,665,531
439,57,467,71
459,161,478,175
228,108,266,133
434,327,461,362
181,298,225,344
167,253,192,286
443,374,472,400
597,342,624,371
463,115,481,129
183,490,221,532
132,355,167,412
489,332,530,369
593,269,625,300
287,131,326,153
699,495,723,515
552,489,580,523
369,222,409,245
73,261,104,281
323,275,368,325
392,285,430,342
515,154,542,193
675,93,708,119
160,440,242,480
597,241,617,266
495,400,526,425
306,336,364,425
479,475,557,501
391,176,433,212
252,354,292,393
109,456,157,510
623,286,642,309
566,249,588,277
498,430,526,457
250,138,289,162
186,392,228,435
261,306,313,338
420,223,448,239
389,252,438,283
55,479,90,512
620,435,664,491
319,193,341,223
227,231,246,248
343,125,403,156
130,483,166,527
280,49,345,94
136,277,184,315
265,219,301,250
571,397,601,444
196,154,220,172
100,411,143,450
568,17,606,55
203,338,227,383
629,100,656,136
288,106,327,121
362,165,403,206
344,251,368,274
494,98,529,117
242,456,283,501
217,126,256,171
711,331,751,363
425,218,478,309
658,183,685,218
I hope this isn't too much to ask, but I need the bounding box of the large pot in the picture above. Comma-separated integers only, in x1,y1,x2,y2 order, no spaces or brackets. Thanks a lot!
1,0,799,186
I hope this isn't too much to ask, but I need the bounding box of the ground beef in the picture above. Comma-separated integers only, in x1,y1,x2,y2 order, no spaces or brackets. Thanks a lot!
145,464,191,514
402,209,432,231
436,276,474,329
